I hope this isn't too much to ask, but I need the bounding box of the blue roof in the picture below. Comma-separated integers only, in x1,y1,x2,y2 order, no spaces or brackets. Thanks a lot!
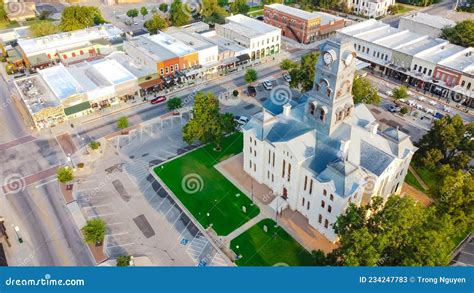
360,141,394,176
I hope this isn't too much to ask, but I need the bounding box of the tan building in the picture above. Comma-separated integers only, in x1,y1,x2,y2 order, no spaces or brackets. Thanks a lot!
264,4,344,44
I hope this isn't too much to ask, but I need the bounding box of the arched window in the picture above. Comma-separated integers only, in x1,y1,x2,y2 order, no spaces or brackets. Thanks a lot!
310,103,316,115
315,83,320,91
326,88,331,97
320,109,326,121
468,83,472,90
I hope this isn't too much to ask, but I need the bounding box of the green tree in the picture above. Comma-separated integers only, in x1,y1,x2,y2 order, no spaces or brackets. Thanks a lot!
441,19,474,47
89,140,101,150
202,0,228,24
127,8,139,21
144,13,168,34
392,86,408,100
140,6,148,19
30,21,60,37
351,75,380,105
244,69,258,84
117,116,129,130
416,115,473,171
232,89,239,97
116,255,131,266
60,6,105,32
230,0,250,14
56,166,73,183
38,10,53,20
220,112,236,133
170,0,190,26
289,52,320,92
159,3,168,12
182,92,233,150
333,196,455,266
280,58,297,71
82,219,106,245
167,97,182,110
400,107,408,115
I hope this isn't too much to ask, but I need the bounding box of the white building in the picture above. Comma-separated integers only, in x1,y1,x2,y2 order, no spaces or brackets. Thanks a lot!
215,14,281,61
347,0,394,18
242,38,416,242
398,13,455,38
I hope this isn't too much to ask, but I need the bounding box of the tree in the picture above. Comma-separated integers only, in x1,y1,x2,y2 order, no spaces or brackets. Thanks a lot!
441,20,474,47
220,112,236,134
244,69,258,84
313,0,341,9
144,14,168,34
89,140,101,150
351,75,380,105
392,86,408,100
182,92,233,150
117,116,129,130
56,167,73,183
38,10,53,20
288,52,320,92
416,115,473,171
60,6,105,32
30,21,60,37
170,0,190,26
400,107,408,115
140,6,148,19
230,0,250,14
202,0,228,24
332,196,455,266
387,4,400,14
280,59,297,71
167,97,182,110
82,219,106,245
116,255,131,266
232,90,239,97
127,8,139,21
159,3,168,12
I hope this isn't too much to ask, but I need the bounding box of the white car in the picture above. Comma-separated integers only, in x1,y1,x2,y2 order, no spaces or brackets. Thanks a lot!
417,96,425,101
282,73,291,83
428,100,437,106
385,90,393,96
407,99,416,106
234,115,249,126
398,98,407,103
444,106,452,113
424,108,434,115
262,81,273,90
416,104,425,111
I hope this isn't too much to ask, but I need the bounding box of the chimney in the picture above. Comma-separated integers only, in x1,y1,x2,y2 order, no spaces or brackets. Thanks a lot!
283,103,291,117
367,122,379,134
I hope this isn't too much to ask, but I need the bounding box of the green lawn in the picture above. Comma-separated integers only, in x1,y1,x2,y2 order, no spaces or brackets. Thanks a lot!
397,4,416,14
154,132,260,236
405,169,427,193
231,219,318,266
412,164,438,191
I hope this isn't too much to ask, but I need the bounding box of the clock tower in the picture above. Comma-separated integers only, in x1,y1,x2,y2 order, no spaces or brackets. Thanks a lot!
305,38,357,135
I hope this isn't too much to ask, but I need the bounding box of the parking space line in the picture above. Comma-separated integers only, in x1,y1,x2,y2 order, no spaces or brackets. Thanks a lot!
106,243,135,249
81,204,112,209
87,213,116,218
106,232,129,237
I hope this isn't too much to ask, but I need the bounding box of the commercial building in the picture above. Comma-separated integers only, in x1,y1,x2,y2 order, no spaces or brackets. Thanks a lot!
398,13,455,38
337,19,474,107
17,24,124,69
264,4,345,44
242,38,415,242
346,0,395,18
215,14,281,61
14,59,138,129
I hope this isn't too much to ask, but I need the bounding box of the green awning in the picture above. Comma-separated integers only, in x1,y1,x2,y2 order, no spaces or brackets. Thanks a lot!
64,101,91,116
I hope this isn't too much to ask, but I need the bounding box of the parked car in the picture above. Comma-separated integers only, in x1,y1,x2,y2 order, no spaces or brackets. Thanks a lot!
385,90,393,96
150,96,167,104
247,85,257,97
428,100,437,106
417,96,425,102
443,105,452,113
434,112,445,120
398,98,407,104
389,105,401,113
282,73,291,83
424,108,434,115
234,115,249,126
407,99,416,107
416,104,425,111
262,80,273,90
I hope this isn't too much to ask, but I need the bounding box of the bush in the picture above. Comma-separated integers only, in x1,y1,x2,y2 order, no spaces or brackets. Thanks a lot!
77,162,85,168
89,140,101,150
159,3,168,12
117,116,129,130
116,255,132,266
56,167,73,183
400,107,409,115
232,90,239,97
82,219,106,245
167,97,182,110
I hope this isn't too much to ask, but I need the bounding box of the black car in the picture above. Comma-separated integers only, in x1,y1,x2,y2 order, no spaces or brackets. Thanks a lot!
248,85,257,97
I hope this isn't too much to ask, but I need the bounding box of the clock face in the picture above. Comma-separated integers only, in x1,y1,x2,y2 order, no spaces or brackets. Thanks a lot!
323,52,333,65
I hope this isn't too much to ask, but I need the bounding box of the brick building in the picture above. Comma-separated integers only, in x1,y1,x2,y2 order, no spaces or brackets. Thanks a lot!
264,4,345,44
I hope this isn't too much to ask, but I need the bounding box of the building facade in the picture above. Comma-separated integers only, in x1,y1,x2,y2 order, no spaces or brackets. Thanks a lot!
398,13,455,38
216,14,281,61
242,38,416,242
264,4,344,44
347,0,394,18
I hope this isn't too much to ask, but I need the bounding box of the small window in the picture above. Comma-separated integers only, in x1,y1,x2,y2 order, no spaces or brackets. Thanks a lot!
324,219,329,228
302,198,305,206
318,214,322,223
307,201,310,210
321,200,325,208
328,205,332,213
323,189,327,196
80,50,84,55
330,194,334,201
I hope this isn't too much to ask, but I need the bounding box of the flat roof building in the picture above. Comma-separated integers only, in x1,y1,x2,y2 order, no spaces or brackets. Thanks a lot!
398,13,455,38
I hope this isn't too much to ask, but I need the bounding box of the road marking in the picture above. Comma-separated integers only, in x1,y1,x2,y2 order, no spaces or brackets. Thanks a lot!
81,204,112,209
105,231,129,237
34,178,58,188
106,242,134,249
87,213,116,218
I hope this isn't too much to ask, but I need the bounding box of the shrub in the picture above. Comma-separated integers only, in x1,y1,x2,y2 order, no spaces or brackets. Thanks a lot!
116,255,132,266
77,162,85,168
89,140,101,150
82,219,106,245
56,167,73,183
232,90,239,97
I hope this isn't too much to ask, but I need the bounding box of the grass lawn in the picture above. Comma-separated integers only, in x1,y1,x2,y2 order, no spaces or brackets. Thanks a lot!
231,219,318,266
405,169,427,193
154,132,260,236
412,164,438,191
397,4,416,14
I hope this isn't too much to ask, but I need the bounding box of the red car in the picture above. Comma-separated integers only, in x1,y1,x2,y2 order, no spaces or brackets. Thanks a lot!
150,96,166,104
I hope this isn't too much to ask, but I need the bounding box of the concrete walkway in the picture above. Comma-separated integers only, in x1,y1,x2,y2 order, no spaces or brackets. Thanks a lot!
224,213,268,243
408,165,430,191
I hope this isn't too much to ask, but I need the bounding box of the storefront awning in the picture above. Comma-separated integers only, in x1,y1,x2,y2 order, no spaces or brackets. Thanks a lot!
64,101,91,116
237,54,250,63
139,78,163,89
